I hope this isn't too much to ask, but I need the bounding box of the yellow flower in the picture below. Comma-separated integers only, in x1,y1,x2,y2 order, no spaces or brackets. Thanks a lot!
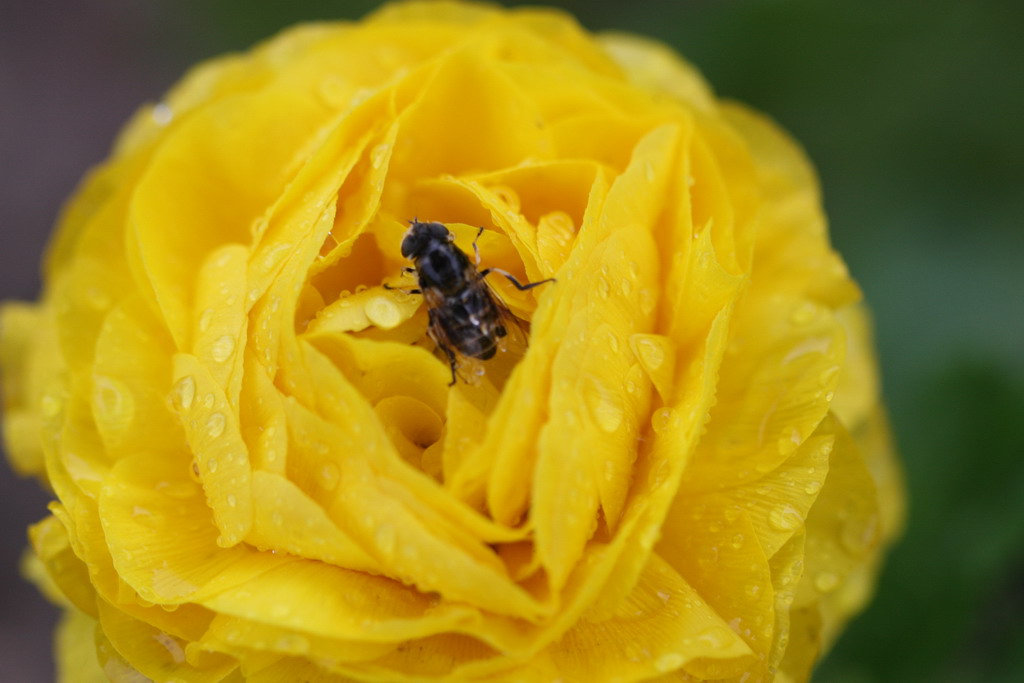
1,2,904,681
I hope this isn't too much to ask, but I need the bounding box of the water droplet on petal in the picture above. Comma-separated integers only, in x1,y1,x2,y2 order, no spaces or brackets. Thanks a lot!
769,504,803,531
171,377,195,411
651,408,676,434
226,494,237,508
370,143,391,169
93,376,134,426
318,462,340,491
210,335,235,363
40,393,63,418
207,458,218,473
587,380,624,433
815,571,839,593
790,301,817,325
364,296,402,329
206,413,226,439
375,524,397,555
631,334,667,370
654,653,684,672
151,102,173,126
198,308,214,333
696,627,730,649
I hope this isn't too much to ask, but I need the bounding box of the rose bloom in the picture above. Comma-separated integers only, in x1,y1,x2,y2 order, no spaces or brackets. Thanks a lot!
1,2,904,681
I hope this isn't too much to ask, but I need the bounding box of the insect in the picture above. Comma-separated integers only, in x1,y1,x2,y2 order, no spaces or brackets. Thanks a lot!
388,220,555,386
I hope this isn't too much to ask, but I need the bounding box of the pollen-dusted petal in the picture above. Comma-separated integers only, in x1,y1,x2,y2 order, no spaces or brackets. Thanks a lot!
543,553,755,681
98,453,288,605
192,244,249,403
171,354,253,546
246,470,379,573
131,84,332,348
95,598,238,683
55,608,107,683
92,297,182,461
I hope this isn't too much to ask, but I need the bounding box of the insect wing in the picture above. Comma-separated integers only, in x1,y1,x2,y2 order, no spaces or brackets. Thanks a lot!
423,290,487,385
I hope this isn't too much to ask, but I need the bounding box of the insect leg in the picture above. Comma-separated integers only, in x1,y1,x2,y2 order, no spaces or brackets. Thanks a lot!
472,226,485,266
481,267,556,291
440,343,459,386
382,283,422,294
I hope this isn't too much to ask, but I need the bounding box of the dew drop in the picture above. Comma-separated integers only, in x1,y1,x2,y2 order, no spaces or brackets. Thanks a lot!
654,653,684,672
638,288,656,315
226,494,237,508
651,408,675,434
768,504,803,532
93,376,134,426
210,335,235,363
206,413,226,439
318,461,340,491
364,296,402,329
207,458,218,473
171,376,196,411
198,308,214,333
40,393,63,418
789,301,817,325
375,524,397,555
804,480,822,495
631,334,667,370
587,380,624,433
696,627,730,649
370,143,391,169
730,533,745,549
841,515,878,556
814,571,839,593
151,102,173,126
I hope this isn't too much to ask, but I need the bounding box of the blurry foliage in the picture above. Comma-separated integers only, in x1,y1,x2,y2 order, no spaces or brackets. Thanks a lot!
169,1,1024,680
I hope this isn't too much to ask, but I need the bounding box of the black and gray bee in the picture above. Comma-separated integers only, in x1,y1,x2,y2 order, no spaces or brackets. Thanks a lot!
389,220,554,385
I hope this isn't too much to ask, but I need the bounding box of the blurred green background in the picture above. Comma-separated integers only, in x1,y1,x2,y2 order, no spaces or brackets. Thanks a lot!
1,1,1021,681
